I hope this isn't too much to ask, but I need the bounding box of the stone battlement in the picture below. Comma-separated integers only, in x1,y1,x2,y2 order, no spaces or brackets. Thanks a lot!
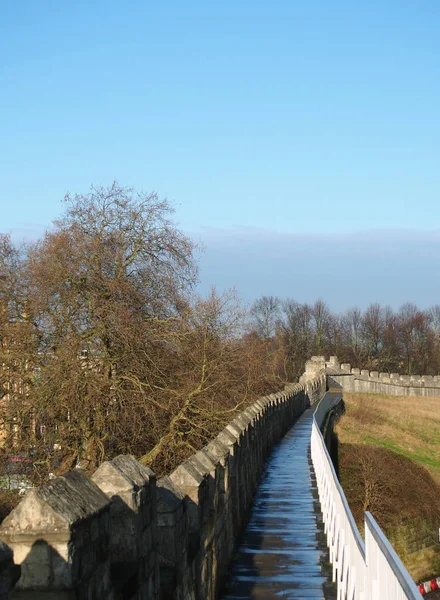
0,374,326,600
324,356,440,396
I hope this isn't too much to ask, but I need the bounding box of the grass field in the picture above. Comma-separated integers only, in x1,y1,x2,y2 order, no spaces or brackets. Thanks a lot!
336,392,440,482
335,392,440,583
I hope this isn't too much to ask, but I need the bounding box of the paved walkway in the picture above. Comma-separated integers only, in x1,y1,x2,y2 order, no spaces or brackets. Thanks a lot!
222,407,335,600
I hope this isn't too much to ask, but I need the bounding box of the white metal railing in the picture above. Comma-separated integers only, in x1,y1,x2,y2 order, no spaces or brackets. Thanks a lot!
311,388,421,600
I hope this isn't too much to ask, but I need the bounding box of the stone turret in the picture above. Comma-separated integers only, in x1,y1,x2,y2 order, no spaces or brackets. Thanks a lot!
299,356,326,384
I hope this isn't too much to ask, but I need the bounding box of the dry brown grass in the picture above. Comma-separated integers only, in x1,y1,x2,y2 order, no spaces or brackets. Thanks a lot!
339,444,440,526
401,545,440,584
335,392,440,484
336,392,440,582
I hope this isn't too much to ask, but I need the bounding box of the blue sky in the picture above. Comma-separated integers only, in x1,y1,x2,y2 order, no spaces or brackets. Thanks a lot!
1,1,439,310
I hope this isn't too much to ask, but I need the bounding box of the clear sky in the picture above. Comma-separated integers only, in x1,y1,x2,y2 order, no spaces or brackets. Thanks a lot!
1,1,439,310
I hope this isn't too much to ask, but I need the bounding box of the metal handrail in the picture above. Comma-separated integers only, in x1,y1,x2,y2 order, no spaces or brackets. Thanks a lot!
311,388,421,600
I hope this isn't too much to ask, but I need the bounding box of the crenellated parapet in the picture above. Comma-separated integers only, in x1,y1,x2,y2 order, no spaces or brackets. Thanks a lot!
324,356,440,396
0,375,326,599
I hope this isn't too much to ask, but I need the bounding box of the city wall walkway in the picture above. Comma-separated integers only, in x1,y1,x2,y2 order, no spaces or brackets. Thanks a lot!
222,407,336,600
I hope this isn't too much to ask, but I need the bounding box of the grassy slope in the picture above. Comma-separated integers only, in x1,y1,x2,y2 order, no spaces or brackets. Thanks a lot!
336,392,440,483
335,392,440,583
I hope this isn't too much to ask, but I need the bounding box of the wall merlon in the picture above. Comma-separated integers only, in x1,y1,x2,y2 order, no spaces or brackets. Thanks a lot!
193,449,218,475
252,398,266,411
328,356,340,368
327,356,440,397
217,428,240,451
169,459,206,491
243,406,259,422
224,422,243,442
2,471,110,537
0,471,113,596
92,455,159,598
285,383,300,393
92,454,154,503
233,413,250,430
205,439,231,465
267,393,278,404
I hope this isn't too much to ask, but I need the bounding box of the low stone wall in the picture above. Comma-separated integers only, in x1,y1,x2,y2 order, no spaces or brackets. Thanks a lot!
326,356,440,397
0,373,326,599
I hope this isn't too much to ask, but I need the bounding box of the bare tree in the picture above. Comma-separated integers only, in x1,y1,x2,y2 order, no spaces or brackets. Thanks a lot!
0,186,284,479
311,299,331,356
361,303,384,368
341,307,364,367
397,303,431,375
279,300,309,379
15,183,199,477
250,296,281,340
0,235,36,454
138,288,281,472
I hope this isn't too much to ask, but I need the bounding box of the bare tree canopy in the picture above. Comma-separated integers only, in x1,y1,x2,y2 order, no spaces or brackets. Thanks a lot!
0,184,282,481
250,296,281,339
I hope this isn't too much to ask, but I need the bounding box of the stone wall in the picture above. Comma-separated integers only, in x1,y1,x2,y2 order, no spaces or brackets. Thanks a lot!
0,373,326,600
326,356,440,397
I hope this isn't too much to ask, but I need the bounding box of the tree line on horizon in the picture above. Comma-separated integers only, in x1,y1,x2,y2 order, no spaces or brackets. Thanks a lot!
0,182,437,484
250,295,440,381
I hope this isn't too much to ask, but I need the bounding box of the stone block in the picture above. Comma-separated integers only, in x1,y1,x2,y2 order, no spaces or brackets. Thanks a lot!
169,457,209,539
328,355,340,367
217,428,239,452
205,439,231,467
0,471,112,597
92,455,155,511
225,421,242,441
193,449,217,477
92,455,158,598
252,399,266,412
156,478,186,563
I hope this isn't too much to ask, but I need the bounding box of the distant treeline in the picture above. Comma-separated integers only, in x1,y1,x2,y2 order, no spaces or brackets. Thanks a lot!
250,296,440,380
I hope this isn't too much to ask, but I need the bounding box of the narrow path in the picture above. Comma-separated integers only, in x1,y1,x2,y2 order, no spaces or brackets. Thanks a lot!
222,407,335,600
